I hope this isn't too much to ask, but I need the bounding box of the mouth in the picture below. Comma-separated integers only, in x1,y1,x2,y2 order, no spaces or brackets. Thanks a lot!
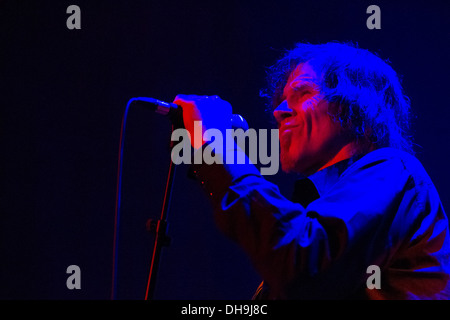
279,122,300,135
279,123,300,145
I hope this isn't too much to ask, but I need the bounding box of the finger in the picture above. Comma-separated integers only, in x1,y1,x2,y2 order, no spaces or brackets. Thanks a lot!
173,94,192,103
173,94,199,110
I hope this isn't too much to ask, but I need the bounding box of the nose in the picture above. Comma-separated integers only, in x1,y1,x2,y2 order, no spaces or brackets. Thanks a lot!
273,100,293,124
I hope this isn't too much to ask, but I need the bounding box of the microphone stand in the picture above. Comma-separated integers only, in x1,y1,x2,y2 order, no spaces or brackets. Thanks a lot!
139,100,247,300
144,108,183,300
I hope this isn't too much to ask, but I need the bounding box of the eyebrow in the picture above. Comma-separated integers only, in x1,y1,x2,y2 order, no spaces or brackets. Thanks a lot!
290,78,317,91
279,79,317,102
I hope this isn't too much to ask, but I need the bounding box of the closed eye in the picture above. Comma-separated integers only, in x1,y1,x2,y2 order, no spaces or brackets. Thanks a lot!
293,87,312,98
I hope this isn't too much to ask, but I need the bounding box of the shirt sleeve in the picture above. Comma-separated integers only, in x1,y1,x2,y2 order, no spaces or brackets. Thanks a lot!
191,146,447,299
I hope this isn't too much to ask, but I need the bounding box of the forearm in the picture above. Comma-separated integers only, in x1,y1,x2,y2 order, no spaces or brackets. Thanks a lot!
191,147,339,296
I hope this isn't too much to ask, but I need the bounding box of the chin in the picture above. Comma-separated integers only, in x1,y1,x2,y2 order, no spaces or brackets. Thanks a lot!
280,152,315,176
280,163,294,173
280,154,299,174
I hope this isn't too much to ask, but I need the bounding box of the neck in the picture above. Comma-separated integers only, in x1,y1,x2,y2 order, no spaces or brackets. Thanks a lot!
316,141,364,173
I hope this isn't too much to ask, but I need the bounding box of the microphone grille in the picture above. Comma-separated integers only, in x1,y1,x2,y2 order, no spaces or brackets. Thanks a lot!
231,114,249,131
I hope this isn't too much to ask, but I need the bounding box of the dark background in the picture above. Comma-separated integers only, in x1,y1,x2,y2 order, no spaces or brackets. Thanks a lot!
1,0,449,299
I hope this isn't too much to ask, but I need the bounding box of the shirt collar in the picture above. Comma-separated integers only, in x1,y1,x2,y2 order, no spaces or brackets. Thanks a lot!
307,155,360,197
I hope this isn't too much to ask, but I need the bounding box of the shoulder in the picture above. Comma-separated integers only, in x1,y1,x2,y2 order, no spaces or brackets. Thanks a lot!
344,148,441,206
346,147,431,183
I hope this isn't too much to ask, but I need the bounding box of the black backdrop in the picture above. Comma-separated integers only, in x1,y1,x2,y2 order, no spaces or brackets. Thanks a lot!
1,0,449,300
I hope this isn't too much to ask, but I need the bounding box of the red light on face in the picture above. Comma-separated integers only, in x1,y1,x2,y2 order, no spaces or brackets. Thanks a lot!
275,62,352,175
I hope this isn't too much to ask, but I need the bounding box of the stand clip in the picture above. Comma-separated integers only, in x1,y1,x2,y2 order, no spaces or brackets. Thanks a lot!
146,218,171,247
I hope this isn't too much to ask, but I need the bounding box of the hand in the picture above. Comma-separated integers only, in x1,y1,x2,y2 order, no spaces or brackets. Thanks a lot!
173,94,232,149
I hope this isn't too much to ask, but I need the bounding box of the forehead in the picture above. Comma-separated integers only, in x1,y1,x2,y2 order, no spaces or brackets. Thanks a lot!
283,61,319,96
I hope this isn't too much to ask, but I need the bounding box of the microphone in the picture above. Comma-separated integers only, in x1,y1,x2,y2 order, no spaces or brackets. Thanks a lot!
131,97,249,130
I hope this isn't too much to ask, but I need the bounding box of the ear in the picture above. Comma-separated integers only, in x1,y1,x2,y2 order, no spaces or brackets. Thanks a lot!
357,125,377,153
327,101,349,128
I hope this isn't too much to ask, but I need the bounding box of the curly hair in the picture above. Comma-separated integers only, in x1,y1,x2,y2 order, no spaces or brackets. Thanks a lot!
261,41,414,154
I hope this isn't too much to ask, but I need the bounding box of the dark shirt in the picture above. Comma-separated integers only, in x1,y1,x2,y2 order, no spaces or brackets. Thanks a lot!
192,147,450,299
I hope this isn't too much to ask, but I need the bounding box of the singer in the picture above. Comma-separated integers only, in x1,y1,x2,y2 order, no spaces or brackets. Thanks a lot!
174,42,450,299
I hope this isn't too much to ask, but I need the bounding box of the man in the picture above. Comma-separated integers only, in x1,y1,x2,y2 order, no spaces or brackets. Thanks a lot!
173,42,450,299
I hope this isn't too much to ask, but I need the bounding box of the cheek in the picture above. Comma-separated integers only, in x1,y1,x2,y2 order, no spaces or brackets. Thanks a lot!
301,95,321,112
310,117,342,150
308,109,341,147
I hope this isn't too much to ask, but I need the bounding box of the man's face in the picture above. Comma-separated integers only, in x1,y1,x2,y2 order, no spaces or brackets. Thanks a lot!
273,61,347,175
